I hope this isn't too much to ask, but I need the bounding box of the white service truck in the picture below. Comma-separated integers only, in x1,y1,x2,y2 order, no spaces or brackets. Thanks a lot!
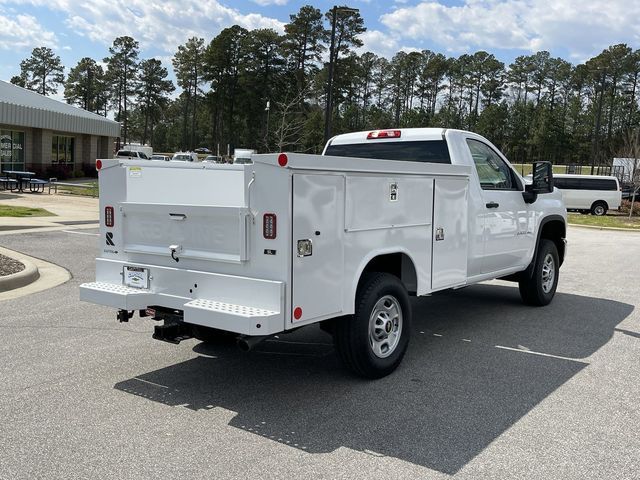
80,128,567,378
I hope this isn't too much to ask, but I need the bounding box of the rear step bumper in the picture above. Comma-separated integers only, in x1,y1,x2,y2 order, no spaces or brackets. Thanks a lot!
80,262,285,336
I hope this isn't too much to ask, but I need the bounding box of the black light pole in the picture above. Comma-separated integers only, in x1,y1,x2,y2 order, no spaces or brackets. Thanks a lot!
324,6,359,143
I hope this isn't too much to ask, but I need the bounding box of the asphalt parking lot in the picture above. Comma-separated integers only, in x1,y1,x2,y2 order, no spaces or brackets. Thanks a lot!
0,226,638,479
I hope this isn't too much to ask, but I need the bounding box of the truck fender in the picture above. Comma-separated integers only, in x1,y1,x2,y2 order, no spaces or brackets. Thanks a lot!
524,214,566,279
348,247,419,314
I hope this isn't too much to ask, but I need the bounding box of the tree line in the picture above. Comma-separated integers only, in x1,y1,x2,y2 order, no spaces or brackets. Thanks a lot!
9,4,640,166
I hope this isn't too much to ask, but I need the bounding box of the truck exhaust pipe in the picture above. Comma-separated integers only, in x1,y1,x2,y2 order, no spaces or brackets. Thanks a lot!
236,335,269,352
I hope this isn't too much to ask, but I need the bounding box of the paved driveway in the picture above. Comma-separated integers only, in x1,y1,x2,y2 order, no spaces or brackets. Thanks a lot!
0,226,638,479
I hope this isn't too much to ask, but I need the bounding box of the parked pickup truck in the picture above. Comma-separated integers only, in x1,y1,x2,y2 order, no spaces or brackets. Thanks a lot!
80,128,567,378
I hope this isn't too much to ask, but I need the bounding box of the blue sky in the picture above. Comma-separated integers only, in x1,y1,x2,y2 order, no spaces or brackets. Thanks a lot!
1,0,639,91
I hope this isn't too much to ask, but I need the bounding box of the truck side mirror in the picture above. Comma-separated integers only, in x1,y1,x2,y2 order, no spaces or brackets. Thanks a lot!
523,161,554,203
531,161,554,193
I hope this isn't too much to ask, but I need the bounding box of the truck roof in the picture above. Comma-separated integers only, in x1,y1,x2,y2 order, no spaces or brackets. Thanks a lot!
327,128,446,147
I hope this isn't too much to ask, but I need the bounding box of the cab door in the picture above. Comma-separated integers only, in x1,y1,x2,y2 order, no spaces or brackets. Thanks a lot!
465,138,533,274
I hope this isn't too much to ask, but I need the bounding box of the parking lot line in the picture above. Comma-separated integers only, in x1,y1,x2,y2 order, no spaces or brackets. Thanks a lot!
495,345,586,363
62,230,99,236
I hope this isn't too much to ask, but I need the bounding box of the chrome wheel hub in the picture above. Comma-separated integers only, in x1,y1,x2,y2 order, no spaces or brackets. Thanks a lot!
369,295,403,358
541,253,555,294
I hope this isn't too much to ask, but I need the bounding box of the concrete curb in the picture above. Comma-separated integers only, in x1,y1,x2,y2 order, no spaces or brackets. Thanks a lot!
0,255,39,292
0,247,70,302
568,223,640,232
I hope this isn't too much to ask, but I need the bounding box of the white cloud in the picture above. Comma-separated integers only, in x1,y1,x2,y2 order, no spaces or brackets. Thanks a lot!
357,30,400,58
357,29,426,59
0,13,58,51
251,0,288,5
0,0,285,53
381,0,640,58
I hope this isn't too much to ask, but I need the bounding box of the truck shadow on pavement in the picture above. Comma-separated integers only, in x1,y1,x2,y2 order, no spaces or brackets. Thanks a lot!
114,284,633,474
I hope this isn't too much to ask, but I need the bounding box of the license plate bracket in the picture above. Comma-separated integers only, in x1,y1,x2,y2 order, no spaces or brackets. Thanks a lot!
123,266,149,289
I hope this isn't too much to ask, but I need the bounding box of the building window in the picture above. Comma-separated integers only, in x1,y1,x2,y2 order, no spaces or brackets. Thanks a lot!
52,135,75,165
0,130,25,172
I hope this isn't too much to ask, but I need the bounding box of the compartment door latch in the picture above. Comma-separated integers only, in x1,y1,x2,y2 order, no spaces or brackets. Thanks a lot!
169,244,183,262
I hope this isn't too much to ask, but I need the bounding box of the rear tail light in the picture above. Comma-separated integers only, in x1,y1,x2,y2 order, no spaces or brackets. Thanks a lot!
367,130,401,139
263,213,277,239
105,206,114,227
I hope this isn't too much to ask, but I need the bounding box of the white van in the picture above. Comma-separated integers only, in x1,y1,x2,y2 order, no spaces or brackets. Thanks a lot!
552,174,621,215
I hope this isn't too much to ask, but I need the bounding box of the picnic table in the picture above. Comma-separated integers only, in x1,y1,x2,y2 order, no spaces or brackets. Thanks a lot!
2,170,36,192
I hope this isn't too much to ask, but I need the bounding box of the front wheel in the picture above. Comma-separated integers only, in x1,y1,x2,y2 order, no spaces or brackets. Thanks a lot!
518,239,559,306
334,272,411,379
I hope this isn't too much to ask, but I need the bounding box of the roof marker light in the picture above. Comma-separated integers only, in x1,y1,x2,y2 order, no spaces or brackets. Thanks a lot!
96,159,103,170
278,153,288,166
367,130,402,139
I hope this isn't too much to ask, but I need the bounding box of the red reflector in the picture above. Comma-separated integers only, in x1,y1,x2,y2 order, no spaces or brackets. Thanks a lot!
367,130,402,139
278,153,288,166
293,307,302,320
263,213,277,239
96,159,103,170
105,206,114,227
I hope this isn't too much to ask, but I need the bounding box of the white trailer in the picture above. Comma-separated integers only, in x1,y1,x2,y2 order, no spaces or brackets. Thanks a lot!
81,128,566,378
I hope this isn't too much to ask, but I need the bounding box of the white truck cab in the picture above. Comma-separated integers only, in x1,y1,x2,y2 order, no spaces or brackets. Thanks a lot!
81,128,567,378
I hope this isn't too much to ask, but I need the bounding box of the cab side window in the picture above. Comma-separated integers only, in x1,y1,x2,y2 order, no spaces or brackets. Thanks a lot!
466,139,518,190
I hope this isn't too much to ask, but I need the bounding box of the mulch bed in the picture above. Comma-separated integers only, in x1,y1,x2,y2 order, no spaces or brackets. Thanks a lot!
0,254,25,276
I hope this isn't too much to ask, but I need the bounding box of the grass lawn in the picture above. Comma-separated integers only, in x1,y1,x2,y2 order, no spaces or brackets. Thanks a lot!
0,204,55,217
568,213,640,230
57,182,99,197
512,164,585,176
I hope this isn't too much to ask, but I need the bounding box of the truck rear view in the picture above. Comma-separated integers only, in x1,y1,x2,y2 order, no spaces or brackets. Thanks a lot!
81,128,565,378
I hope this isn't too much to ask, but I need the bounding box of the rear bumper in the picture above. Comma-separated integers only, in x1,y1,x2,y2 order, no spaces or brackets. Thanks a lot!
80,259,285,336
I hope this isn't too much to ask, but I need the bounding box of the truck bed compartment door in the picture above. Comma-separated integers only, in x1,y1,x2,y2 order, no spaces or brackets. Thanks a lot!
431,178,469,290
292,174,344,323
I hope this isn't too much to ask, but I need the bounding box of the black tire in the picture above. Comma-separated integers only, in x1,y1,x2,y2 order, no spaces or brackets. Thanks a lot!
334,272,411,379
591,201,607,216
519,239,559,306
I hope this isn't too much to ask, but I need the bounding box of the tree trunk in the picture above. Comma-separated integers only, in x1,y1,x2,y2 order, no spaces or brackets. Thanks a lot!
123,65,128,145
143,94,150,145
191,48,199,151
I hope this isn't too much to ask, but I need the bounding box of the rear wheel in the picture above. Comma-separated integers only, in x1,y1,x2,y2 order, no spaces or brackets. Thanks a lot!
334,272,411,379
519,239,559,306
591,201,607,216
